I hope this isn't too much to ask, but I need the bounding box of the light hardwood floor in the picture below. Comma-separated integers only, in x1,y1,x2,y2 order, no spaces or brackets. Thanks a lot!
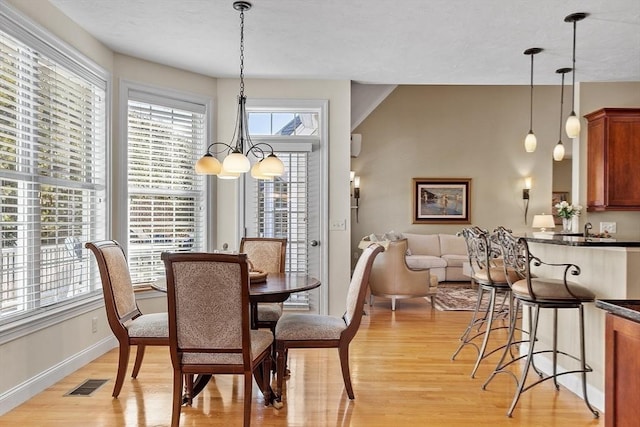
1,297,603,426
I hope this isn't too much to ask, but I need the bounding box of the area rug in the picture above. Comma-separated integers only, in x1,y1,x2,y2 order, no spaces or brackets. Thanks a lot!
432,282,490,311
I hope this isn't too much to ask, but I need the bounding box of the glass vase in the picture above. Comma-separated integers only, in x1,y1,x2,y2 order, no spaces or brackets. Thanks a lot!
562,217,572,232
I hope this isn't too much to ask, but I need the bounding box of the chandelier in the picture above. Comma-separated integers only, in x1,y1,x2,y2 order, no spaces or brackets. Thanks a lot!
195,1,284,180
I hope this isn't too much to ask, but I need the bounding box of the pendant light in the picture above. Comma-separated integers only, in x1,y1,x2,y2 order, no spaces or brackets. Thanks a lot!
564,12,589,139
553,67,572,161
194,1,285,179
523,47,543,153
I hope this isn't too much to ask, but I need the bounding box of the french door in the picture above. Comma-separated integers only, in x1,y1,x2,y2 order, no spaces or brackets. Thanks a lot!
243,100,327,314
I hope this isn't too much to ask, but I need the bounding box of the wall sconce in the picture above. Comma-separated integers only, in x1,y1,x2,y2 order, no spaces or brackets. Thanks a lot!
351,174,360,223
532,214,556,234
522,177,531,224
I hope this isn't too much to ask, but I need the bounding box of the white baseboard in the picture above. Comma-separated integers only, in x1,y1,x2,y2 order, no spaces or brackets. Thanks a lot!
0,336,117,416
519,342,604,413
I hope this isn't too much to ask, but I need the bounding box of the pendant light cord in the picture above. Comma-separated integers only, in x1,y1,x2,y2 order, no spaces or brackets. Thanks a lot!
559,72,566,142
570,20,577,113
529,53,534,132
239,7,245,98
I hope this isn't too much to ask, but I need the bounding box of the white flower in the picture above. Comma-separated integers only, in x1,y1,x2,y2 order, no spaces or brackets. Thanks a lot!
555,201,582,219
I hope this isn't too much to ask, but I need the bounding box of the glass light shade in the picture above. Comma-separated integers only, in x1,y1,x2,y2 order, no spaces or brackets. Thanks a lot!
217,166,241,180
524,177,532,190
259,154,285,176
565,114,581,138
350,170,355,182
222,152,251,173
250,161,273,180
524,131,537,153
553,142,565,161
353,176,360,189
195,154,222,175
532,214,555,231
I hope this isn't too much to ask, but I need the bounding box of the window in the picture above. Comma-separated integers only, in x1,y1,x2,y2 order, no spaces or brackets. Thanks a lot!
126,88,208,285
0,7,107,324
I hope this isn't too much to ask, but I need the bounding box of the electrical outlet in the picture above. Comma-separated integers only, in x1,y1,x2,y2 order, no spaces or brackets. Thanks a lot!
330,219,346,231
92,317,97,333
600,222,617,234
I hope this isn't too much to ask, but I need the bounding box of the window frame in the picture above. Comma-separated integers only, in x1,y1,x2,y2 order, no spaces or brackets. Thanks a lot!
0,3,110,342
118,80,215,278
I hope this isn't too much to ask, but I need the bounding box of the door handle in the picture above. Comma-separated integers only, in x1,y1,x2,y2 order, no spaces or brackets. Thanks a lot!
310,240,319,247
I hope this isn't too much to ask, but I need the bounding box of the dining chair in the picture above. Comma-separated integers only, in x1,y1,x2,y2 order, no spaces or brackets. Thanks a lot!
85,240,169,398
274,243,384,402
484,226,599,418
239,237,287,333
161,251,273,427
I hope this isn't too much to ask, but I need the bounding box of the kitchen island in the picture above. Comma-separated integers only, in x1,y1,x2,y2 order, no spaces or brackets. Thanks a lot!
520,234,640,413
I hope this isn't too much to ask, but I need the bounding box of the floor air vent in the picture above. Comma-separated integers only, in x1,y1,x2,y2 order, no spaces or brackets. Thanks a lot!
65,379,109,396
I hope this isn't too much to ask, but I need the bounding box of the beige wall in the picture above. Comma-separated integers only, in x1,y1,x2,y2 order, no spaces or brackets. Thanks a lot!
351,84,565,251
351,83,640,253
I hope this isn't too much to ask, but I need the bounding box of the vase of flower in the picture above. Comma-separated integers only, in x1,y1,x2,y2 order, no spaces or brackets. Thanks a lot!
555,201,582,233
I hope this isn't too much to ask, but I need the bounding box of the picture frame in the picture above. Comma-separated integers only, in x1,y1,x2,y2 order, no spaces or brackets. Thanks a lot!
412,178,471,224
551,191,570,225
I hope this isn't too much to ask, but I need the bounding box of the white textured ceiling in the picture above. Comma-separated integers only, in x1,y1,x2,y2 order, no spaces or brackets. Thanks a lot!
49,0,640,85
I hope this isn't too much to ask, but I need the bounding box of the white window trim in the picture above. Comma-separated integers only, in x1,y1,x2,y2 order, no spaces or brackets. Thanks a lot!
117,79,216,253
0,3,111,342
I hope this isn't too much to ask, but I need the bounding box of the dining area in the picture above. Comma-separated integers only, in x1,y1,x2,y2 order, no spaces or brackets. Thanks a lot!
82,237,383,427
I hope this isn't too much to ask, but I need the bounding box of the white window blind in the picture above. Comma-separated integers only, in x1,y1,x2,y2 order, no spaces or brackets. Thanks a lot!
248,151,309,307
126,97,206,285
0,22,107,323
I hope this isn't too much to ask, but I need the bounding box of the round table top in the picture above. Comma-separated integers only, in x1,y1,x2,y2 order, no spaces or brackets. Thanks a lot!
152,272,320,298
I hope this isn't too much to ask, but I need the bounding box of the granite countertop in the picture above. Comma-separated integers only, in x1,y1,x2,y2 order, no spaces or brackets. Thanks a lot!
522,233,640,247
595,299,640,323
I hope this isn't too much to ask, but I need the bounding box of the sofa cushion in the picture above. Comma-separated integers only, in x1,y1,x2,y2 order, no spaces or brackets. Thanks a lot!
439,233,467,256
405,255,447,270
403,233,441,256
441,254,467,268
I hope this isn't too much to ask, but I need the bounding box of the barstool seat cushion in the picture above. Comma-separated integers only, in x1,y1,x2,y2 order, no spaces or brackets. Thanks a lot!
512,277,595,302
472,267,520,286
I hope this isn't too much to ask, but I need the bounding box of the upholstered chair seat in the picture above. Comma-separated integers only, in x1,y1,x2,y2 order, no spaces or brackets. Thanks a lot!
472,267,520,285
256,303,283,322
511,278,596,302
276,314,346,341
126,312,168,338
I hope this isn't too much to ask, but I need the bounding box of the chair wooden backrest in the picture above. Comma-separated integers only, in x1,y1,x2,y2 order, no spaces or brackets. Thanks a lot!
343,243,385,336
239,237,287,274
85,240,141,339
162,252,252,367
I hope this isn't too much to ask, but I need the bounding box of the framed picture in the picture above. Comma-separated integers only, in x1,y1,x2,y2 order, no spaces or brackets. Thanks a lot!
551,191,570,225
412,178,471,224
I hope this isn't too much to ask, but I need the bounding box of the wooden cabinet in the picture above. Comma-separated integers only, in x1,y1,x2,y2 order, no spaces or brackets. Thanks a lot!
605,313,640,427
585,108,640,211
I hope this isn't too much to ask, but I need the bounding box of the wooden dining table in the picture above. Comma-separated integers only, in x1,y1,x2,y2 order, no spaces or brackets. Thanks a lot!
152,271,321,404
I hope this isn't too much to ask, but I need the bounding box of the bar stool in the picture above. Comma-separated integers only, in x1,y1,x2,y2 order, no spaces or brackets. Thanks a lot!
483,226,599,418
451,226,516,378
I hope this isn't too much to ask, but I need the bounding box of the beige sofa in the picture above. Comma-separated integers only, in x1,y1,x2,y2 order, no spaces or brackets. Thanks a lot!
402,233,468,282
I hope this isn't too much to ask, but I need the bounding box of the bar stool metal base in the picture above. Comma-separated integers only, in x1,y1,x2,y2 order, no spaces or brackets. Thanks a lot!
482,300,599,418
